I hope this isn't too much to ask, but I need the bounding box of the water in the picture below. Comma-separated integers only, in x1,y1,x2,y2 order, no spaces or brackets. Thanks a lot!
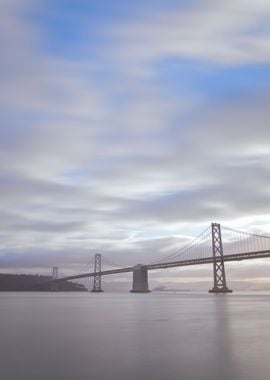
0,292,270,380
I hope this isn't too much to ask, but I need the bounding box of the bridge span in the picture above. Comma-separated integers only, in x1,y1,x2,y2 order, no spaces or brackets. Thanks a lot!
53,223,270,294
55,250,270,293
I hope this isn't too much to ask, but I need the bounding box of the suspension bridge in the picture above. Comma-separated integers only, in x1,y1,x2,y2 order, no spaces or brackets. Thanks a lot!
51,223,270,293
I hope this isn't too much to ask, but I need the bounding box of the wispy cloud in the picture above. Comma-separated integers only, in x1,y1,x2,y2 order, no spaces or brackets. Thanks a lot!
0,0,270,288
111,0,270,67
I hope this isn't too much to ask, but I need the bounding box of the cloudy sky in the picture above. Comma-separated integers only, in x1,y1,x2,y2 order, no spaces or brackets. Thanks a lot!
1,0,270,289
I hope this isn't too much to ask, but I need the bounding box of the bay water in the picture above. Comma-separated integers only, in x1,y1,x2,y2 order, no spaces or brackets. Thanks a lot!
0,292,270,380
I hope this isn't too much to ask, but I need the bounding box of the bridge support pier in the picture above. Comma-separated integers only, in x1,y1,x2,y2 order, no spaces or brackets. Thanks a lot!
130,265,150,293
51,266,58,291
91,254,104,293
209,223,232,294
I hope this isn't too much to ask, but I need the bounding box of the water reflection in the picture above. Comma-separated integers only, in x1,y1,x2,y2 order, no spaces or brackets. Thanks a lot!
210,296,240,380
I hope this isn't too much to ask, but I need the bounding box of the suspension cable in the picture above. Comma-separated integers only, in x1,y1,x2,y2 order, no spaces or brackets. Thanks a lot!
151,225,211,264
222,225,270,239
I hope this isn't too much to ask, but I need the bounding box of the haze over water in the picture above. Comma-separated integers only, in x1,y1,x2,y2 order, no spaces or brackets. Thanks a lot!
1,292,270,380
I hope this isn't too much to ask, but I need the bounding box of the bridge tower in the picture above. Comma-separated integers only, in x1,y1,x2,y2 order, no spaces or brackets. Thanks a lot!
130,264,151,293
91,254,104,292
209,223,232,294
51,266,58,291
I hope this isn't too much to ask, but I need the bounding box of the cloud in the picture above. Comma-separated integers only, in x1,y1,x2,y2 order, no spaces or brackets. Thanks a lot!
0,0,270,289
111,0,270,68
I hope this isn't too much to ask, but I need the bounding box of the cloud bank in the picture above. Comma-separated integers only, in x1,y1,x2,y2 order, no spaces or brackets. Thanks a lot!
0,0,270,288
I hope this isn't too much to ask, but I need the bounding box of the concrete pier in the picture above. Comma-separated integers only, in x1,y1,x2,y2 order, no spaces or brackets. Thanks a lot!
91,288,104,293
130,264,150,293
209,287,232,294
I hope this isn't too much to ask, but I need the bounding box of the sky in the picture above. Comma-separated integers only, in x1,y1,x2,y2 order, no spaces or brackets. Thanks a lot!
1,0,270,289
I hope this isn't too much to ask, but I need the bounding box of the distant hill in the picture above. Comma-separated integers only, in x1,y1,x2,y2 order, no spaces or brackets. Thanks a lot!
0,273,88,291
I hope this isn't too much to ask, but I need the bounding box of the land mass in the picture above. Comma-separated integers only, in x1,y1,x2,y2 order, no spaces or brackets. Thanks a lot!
0,273,88,291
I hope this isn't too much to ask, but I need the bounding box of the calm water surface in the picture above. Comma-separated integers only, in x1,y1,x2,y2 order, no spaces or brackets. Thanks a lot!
0,292,270,380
